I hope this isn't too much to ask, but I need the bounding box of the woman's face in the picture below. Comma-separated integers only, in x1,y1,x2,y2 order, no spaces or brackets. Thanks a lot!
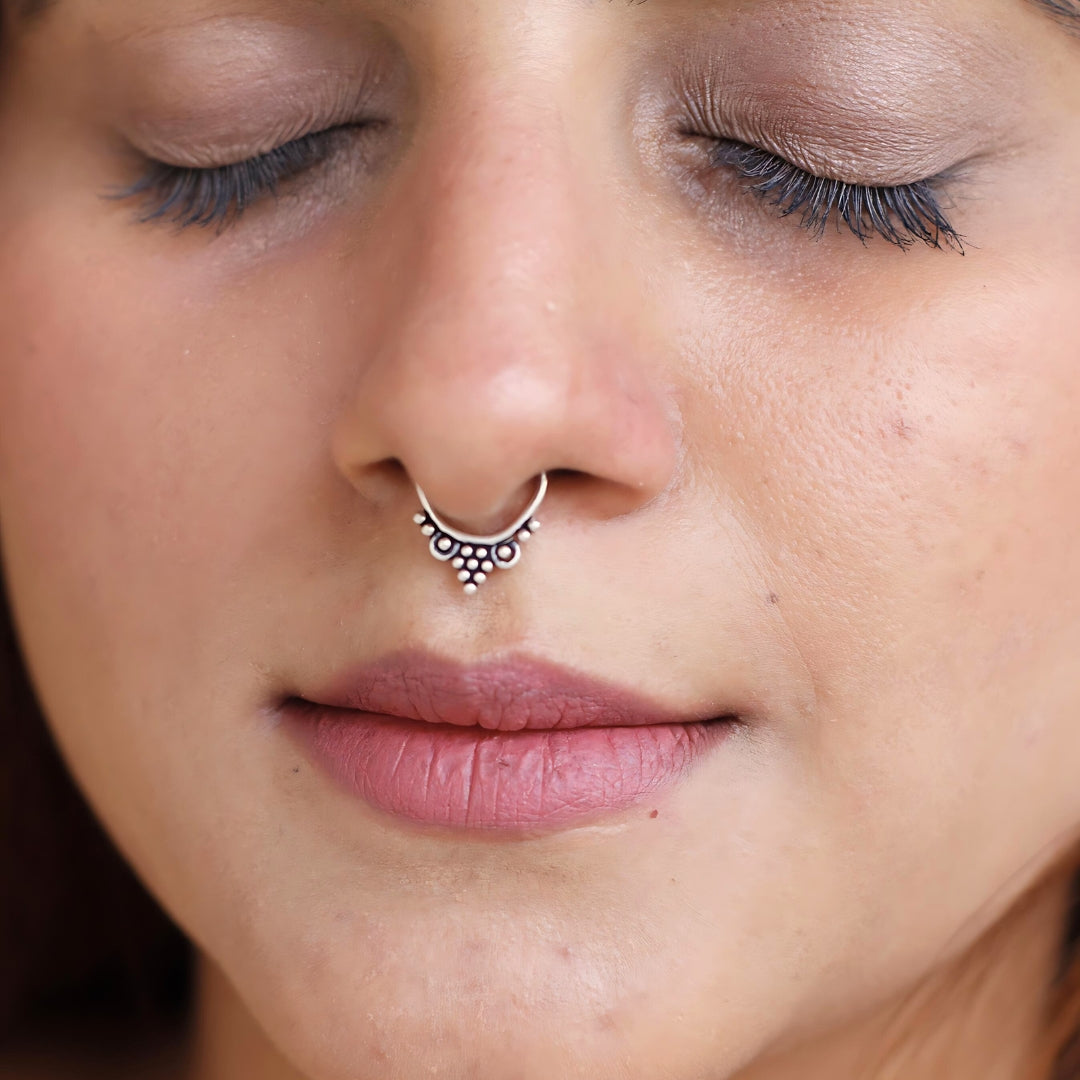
1,0,1079,1076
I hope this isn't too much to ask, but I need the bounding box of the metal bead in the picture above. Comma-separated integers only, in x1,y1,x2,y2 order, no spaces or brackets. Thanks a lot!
473,572,487,584
458,570,471,582
413,513,427,525
421,525,436,537
452,557,465,569
464,583,479,595
481,561,494,573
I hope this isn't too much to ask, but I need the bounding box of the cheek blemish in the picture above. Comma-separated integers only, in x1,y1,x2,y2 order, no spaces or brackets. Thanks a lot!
892,416,916,441
649,809,659,819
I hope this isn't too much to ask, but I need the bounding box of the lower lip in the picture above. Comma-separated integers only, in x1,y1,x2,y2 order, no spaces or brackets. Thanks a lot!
290,708,730,831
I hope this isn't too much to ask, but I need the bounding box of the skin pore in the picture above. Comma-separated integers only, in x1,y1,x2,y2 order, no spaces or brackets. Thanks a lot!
0,0,1079,1078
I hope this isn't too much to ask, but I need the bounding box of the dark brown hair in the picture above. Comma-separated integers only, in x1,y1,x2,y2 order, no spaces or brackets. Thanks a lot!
0,571,190,1047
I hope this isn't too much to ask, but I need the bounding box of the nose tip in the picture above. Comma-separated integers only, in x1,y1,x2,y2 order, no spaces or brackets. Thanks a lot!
330,101,679,534
335,334,678,534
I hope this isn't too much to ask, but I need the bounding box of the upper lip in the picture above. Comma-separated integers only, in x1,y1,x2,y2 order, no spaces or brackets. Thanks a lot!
296,651,716,732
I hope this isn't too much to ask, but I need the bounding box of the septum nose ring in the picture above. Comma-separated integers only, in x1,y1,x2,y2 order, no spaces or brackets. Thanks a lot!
413,473,548,595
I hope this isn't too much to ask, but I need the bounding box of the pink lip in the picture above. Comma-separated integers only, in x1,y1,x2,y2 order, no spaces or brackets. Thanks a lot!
285,653,733,832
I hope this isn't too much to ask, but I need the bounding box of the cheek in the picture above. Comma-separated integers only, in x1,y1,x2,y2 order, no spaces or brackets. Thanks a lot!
679,244,1080,872
788,277,1080,711
0,216,338,628
0,218,341,855
0,270,228,669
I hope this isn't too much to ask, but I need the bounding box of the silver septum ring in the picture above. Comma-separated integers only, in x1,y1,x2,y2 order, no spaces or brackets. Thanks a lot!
413,473,548,595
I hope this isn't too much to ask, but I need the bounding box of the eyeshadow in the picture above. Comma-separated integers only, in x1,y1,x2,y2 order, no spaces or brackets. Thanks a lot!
656,0,1035,185
90,12,403,166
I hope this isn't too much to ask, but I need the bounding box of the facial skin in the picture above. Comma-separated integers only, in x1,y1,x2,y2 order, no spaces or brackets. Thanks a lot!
1,0,1080,1077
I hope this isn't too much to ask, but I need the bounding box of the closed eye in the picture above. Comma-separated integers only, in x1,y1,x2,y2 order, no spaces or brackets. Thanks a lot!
114,125,360,230
711,140,964,252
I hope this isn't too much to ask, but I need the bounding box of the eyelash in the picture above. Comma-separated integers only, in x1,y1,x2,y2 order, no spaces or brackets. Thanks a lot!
711,140,963,252
120,125,963,252
119,127,348,229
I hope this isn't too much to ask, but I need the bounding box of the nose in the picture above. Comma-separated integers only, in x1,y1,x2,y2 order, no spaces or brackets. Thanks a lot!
331,96,678,533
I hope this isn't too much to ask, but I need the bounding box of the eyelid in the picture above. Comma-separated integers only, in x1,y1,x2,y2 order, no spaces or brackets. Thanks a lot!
110,19,406,168
122,99,386,173
710,137,958,197
671,69,981,192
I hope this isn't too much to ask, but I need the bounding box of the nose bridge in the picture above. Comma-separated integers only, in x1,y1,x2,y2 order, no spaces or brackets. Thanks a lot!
400,100,589,409
335,81,677,526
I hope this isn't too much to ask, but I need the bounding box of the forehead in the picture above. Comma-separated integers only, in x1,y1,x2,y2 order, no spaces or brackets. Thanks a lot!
9,0,1080,25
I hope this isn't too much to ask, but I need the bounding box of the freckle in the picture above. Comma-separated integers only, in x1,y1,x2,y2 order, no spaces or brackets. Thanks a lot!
292,767,301,774
649,809,659,819
767,593,780,605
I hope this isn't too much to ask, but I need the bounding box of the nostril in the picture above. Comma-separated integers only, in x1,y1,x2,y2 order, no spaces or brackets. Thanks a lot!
339,458,410,509
537,468,667,522
546,467,586,485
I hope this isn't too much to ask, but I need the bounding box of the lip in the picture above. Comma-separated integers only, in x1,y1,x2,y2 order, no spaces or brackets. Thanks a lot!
284,652,734,833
